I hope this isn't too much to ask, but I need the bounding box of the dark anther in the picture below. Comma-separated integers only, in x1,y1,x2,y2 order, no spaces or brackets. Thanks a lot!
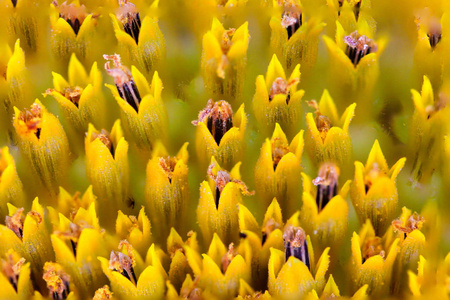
239,232,247,238
11,0,17,7
262,232,267,245
312,163,339,211
117,1,141,44
215,187,221,209
109,250,137,285
428,33,442,49
36,128,41,139
344,31,377,66
193,100,233,145
354,0,361,20
58,2,87,36
127,197,135,209
104,54,142,113
117,80,141,112
123,13,141,44
70,240,77,257
281,9,302,39
283,225,310,269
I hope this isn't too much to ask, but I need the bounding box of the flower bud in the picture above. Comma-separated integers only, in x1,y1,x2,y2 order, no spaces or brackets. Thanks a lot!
305,90,355,167
193,99,247,170
201,18,249,102
253,54,305,137
350,140,406,235
13,100,71,198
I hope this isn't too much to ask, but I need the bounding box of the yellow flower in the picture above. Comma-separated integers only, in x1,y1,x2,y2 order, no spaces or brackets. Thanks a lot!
44,53,106,138
85,120,131,229
409,75,447,184
50,203,108,298
237,198,285,289
0,198,55,292
110,0,165,74
414,10,449,88
323,18,386,105
253,54,305,136
268,226,330,298
270,0,325,72
197,157,254,246
49,1,98,64
300,163,351,252
0,146,25,221
145,142,189,240
350,139,405,235
254,123,304,216
0,39,30,120
115,207,152,258
201,18,249,102
391,207,426,293
193,99,247,170
13,100,71,198
98,241,166,298
166,228,198,291
305,90,356,166
408,254,450,298
0,249,33,299
184,233,251,298
105,54,168,155
350,220,400,296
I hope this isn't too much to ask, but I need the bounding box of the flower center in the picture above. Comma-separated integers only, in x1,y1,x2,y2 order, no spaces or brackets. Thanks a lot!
57,1,88,35
269,77,299,104
392,212,424,235
308,100,332,142
56,221,93,256
91,129,115,157
17,103,43,139
364,163,386,193
109,241,137,285
280,1,302,39
361,236,385,262
283,225,310,268
1,250,25,292
116,0,141,44
271,137,290,171
6,208,25,239
43,262,71,300
159,156,178,183
344,31,377,66
262,218,281,245
312,162,339,211
104,54,142,113
221,243,236,273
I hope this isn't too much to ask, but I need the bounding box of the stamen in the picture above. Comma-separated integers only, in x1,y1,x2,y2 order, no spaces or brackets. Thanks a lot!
91,129,115,156
344,31,377,66
308,100,332,142
46,86,84,108
281,7,302,39
283,225,310,269
192,100,233,146
221,243,236,273
93,285,113,300
116,0,141,44
159,157,178,183
55,221,93,256
271,137,290,171
109,240,137,284
427,19,442,49
5,208,25,239
269,77,299,104
312,163,339,211
207,162,254,209
262,218,281,245
57,1,88,35
104,54,142,112
354,0,361,20
392,212,424,234
216,29,235,78
1,250,25,292
11,0,17,7
43,262,71,300
361,236,384,263
17,103,43,139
